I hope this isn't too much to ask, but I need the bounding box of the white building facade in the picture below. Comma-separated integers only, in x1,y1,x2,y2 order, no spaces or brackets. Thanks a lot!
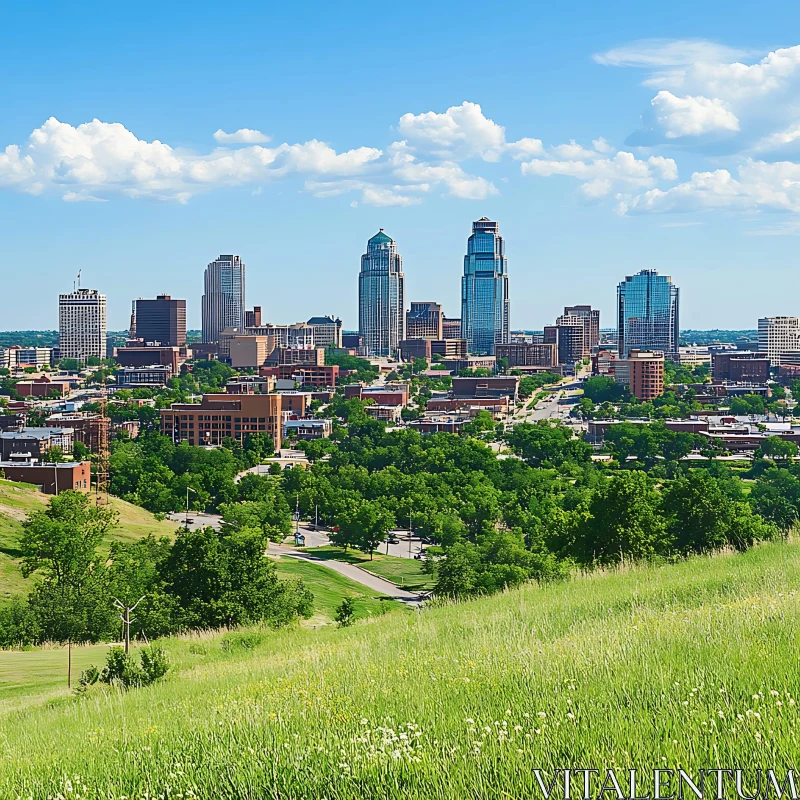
758,317,800,366
58,289,107,362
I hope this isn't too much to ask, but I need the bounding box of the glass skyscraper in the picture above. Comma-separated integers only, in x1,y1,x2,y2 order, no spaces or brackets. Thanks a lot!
616,269,679,358
202,254,246,343
461,217,510,355
358,230,405,357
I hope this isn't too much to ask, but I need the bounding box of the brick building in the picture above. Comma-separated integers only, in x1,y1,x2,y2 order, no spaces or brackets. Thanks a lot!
712,351,770,383
0,461,91,495
614,349,665,401
495,342,557,368
160,393,307,450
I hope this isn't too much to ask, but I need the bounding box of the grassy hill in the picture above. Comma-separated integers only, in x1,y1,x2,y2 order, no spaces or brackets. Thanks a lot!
0,480,179,600
2,541,800,798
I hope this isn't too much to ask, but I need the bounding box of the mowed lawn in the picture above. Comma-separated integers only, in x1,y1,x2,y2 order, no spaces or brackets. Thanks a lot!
301,545,436,590
275,555,404,620
4,542,800,797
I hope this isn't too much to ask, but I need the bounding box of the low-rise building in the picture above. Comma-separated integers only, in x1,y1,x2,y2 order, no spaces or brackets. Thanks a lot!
282,418,332,440
116,345,186,374
451,376,519,402
116,365,173,387
364,405,403,423
495,342,557,368
15,376,72,398
160,392,308,450
409,415,469,434
0,427,74,460
0,460,91,494
306,316,343,349
712,351,770,383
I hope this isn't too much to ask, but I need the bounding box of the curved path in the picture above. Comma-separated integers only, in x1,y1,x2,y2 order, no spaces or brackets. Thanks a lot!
270,544,424,604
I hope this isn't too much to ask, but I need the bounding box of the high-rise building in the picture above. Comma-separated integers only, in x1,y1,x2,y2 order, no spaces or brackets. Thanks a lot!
134,295,186,347
58,288,107,362
563,305,600,355
758,317,800,366
358,230,405,357
406,302,443,340
461,217,510,355
245,307,262,328
616,270,679,359
553,314,589,364
202,255,246,343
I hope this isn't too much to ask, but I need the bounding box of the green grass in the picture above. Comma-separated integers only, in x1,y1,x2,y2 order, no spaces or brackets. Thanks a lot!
4,542,800,797
301,545,436,590
274,556,403,620
0,480,179,601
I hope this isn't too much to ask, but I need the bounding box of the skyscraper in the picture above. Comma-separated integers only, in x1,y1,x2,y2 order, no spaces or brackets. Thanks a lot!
202,255,246,343
616,270,679,359
58,288,107,362
461,217,510,355
135,295,186,346
358,230,405,357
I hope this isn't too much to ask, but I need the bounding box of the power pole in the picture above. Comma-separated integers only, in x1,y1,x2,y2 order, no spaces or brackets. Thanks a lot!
113,596,146,654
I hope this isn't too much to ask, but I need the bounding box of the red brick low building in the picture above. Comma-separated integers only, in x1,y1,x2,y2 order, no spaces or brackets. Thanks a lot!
0,461,91,494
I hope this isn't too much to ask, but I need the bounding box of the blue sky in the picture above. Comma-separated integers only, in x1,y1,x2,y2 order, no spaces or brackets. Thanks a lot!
2,1,800,332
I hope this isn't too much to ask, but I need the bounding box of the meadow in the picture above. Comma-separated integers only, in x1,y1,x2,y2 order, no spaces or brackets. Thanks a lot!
2,540,800,799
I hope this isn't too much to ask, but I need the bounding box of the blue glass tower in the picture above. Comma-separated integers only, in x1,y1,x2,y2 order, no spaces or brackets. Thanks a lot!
616,269,679,358
460,218,510,355
358,229,405,357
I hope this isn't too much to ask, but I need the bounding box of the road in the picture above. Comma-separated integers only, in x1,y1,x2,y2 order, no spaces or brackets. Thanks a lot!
513,375,586,424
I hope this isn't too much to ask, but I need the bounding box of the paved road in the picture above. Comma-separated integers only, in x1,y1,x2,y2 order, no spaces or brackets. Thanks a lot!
271,543,423,603
165,511,222,530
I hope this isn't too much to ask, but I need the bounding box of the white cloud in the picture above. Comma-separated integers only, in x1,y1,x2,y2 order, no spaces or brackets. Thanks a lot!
592,137,614,153
0,117,383,202
593,39,754,68
396,101,543,162
213,128,270,144
549,140,598,160
360,186,422,207
62,191,106,202
521,150,678,198
621,159,800,215
650,91,739,138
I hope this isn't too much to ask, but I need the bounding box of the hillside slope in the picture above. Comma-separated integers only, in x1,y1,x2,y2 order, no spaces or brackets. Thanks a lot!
2,542,800,798
0,480,179,600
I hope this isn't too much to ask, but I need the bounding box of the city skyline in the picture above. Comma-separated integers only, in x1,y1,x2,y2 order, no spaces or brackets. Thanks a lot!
5,4,800,332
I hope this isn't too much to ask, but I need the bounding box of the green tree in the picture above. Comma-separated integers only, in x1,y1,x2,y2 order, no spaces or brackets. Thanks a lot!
755,436,798,463
335,597,356,627
583,376,626,403
504,421,590,467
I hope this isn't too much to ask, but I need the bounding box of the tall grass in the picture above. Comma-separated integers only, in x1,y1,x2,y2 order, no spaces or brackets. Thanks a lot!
2,542,800,798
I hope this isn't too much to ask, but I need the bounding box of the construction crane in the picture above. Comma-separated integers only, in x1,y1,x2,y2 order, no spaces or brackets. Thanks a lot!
94,381,110,505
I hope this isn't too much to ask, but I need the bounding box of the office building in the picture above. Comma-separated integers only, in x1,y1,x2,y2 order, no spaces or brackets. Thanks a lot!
358,230,405,357
563,305,600,355
246,322,315,349
134,295,186,347
461,218,510,355
614,349,665,401
616,270,679,359
443,317,463,340
228,336,277,369
202,255,246,343
758,317,800,366
116,365,173,387
552,314,588,364
307,316,343,349
160,392,307,451
712,351,770,383
58,288,107,361
495,342,557,368
406,302,443,340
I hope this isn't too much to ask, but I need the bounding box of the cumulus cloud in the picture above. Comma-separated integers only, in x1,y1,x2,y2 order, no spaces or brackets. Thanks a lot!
600,40,800,152
650,91,740,138
521,151,678,198
620,159,800,215
213,128,270,144
397,101,543,162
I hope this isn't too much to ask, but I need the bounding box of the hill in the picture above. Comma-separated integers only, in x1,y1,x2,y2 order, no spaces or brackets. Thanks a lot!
1,541,799,797
0,480,180,600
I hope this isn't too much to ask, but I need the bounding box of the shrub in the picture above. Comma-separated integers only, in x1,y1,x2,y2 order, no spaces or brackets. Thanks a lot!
335,597,356,627
99,645,169,689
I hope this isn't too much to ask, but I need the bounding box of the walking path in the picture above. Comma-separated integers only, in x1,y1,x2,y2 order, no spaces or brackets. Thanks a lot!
270,544,424,604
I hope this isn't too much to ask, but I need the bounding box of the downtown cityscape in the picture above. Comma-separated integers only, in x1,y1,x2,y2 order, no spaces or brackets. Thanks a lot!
6,3,800,798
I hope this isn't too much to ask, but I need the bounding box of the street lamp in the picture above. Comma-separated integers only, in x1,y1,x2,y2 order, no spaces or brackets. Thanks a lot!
185,486,197,527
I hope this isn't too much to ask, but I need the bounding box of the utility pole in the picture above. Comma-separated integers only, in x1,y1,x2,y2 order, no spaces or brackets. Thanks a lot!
294,494,300,539
314,503,318,532
185,485,196,527
408,512,412,558
114,596,146,654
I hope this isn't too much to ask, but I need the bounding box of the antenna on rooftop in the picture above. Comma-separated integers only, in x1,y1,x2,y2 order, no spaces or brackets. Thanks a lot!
77,269,82,289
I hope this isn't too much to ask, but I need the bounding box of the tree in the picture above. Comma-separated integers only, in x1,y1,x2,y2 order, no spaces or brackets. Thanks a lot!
72,441,90,461
161,526,313,629
339,500,394,559
434,542,480,597
20,491,119,683
755,436,798,463
578,472,667,565
43,445,65,463
335,597,356,627
504,421,590,467
583,376,625,403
